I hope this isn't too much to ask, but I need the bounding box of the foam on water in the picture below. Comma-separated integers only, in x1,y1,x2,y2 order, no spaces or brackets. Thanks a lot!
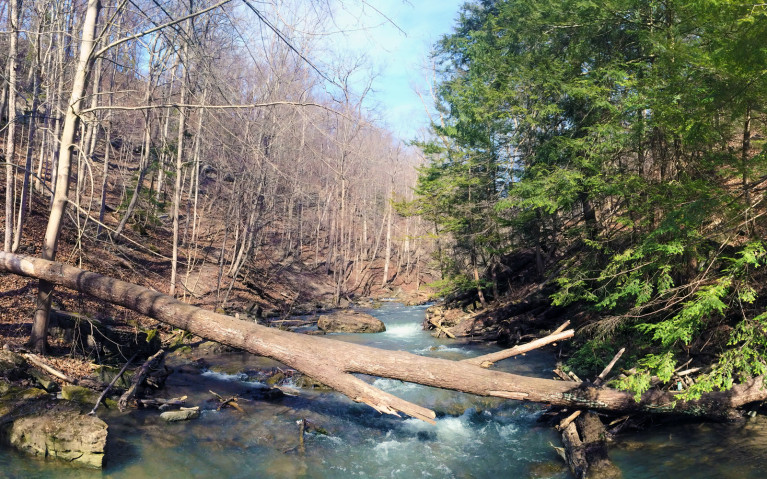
373,439,405,460
200,369,248,382
414,344,473,355
383,322,423,338
496,422,520,440
403,409,477,443
372,378,420,394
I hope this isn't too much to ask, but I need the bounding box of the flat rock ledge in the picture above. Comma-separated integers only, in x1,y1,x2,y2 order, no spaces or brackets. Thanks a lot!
1,407,108,468
1,349,108,468
317,310,386,333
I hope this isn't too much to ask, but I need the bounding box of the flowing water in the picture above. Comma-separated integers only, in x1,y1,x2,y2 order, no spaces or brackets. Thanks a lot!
3,303,767,478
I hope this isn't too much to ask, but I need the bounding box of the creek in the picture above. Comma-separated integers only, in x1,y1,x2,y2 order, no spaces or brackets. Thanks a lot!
2,302,767,478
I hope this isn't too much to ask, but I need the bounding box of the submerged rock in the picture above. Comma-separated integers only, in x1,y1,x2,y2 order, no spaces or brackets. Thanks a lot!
317,310,386,333
293,375,332,391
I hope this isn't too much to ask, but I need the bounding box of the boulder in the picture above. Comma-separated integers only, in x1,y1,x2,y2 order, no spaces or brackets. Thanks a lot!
1,407,108,468
160,407,200,422
317,310,386,333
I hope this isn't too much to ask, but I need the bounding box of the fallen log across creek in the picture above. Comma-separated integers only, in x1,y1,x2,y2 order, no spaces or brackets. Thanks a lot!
2,251,766,422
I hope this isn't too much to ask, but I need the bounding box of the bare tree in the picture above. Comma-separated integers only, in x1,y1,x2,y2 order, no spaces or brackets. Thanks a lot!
4,0,21,252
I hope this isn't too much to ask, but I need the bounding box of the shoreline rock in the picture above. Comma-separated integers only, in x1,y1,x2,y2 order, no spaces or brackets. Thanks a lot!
1,350,108,468
317,310,386,333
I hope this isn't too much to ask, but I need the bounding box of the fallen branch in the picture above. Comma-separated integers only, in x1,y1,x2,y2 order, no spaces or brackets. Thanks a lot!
553,320,571,334
561,421,588,478
462,327,575,368
138,396,188,409
554,368,574,382
428,318,456,339
594,348,626,387
560,412,622,479
298,418,307,455
210,390,245,413
89,352,138,415
23,353,105,390
557,410,582,431
118,349,166,411
676,367,701,377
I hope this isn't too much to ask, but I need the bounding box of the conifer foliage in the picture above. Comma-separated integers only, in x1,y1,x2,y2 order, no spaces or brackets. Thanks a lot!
413,0,767,397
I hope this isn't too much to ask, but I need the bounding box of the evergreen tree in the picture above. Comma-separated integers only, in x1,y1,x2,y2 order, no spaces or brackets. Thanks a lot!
413,0,767,397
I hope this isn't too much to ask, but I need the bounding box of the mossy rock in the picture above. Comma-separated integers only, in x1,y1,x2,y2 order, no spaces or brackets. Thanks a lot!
160,408,200,422
0,387,49,419
61,385,100,405
1,404,108,468
1,386,48,402
197,340,237,355
317,310,386,333
265,372,285,386
528,461,567,477
293,375,331,391
28,370,59,393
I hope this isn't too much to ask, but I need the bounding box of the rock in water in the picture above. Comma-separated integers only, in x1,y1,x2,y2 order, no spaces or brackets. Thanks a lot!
3,410,108,468
317,310,386,333
160,408,200,422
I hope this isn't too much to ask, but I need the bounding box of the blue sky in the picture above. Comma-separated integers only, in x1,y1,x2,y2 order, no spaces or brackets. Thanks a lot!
326,1,466,140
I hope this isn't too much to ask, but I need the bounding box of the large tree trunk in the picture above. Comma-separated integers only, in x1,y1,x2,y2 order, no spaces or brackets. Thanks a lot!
29,0,101,353
3,251,765,422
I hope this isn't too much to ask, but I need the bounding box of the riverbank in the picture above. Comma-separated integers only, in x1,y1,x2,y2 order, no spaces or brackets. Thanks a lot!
4,302,767,478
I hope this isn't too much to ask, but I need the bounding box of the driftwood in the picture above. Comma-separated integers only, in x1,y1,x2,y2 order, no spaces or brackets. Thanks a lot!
428,317,456,339
557,410,582,431
118,349,166,411
554,368,574,382
2,252,766,421
463,326,574,368
210,390,245,413
298,418,307,455
138,396,187,409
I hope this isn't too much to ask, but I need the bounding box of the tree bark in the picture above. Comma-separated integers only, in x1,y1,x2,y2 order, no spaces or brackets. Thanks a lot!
3,251,765,421
4,0,21,252
169,36,189,297
29,0,101,353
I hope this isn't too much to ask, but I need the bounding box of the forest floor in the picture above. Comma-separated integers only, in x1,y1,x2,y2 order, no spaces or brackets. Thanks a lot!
0,182,431,379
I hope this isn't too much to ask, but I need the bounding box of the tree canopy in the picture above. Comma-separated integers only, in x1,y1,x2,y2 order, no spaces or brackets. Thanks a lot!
412,0,767,398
